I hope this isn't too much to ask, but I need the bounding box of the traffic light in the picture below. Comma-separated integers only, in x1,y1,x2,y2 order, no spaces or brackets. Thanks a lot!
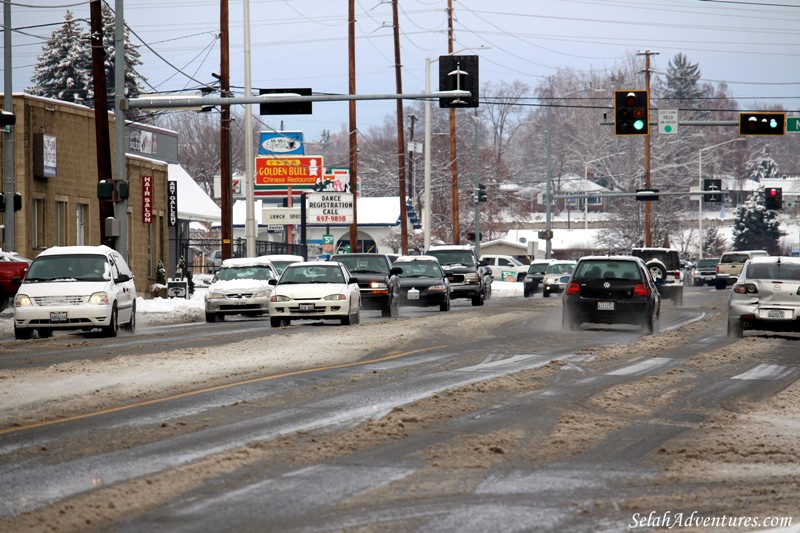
739,112,785,136
703,178,722,202
0,111,15,126
4,192,22,211
466,231,482,242
259,88,312,115
475,183,487,203
614,90,649,136
438,55,479,108
765,187,782,210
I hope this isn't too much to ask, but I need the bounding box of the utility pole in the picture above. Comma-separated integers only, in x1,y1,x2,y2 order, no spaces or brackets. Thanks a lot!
348,0,359,252
219,0,232,261
391,0,408,254
90,0,114,246
3,0,15,251
639,50,658,247
447,0,460,244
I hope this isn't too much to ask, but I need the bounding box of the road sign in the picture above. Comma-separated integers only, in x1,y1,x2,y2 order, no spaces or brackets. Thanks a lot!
658,109,678,135
254,156,324,196
787,117,800,133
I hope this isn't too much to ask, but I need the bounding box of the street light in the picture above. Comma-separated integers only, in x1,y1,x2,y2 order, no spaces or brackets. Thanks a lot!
583,152,625,230
423,47,488,250
698,138,745,258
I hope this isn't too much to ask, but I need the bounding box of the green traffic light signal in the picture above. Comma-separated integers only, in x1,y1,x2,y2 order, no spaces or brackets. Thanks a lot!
614,90,649,136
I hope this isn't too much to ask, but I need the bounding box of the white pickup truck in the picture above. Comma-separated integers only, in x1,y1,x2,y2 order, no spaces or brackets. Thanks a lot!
480,254,529,282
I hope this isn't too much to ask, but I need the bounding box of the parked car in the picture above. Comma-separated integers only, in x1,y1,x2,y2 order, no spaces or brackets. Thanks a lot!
562,255,661,333
393,255,450,311
425,244,488,306
0,250,32,312
204,257,279,322
268,261,361,327
207,249,223,273
542,260,576,297
13,245,136,339
715,250,769,290
329,253,401,317
691,257,719,286
257,254,304,275
631,247,684,306
523,259,552,297
481,254,528,282
727,256,800,337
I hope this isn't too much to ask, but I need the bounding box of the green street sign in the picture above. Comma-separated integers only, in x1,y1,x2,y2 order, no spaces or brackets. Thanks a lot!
788,117,800,133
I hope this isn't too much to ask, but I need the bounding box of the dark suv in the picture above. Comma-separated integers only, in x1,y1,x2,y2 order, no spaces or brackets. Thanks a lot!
425,244,487,306
631,247,683,306
329,253,402,317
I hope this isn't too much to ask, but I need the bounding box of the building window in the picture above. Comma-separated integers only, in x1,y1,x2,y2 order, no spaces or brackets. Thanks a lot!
55,201,68,245
33,199,46,249
76,204,87,245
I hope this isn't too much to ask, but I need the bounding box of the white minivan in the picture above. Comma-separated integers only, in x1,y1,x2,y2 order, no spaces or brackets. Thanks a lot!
13,245,136,339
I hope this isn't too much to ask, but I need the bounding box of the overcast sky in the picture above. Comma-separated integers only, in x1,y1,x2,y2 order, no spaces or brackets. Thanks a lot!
4,0,800,142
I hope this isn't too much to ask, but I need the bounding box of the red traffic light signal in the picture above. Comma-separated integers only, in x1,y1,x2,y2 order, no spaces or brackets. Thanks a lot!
739,113,785,136
614,90,649,136
764,187,782,210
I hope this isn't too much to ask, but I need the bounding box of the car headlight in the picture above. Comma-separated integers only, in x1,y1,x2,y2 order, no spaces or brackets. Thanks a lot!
464,273,479,282
323,293,347,301
89,291,110,305
206,291,225,300
270,294,290,303
428,284,446,292
14,294,32,307
369,282,388,290
254,289,271,299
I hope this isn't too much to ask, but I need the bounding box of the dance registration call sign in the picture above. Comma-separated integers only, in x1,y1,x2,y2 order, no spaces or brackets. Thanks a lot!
306,192,354,225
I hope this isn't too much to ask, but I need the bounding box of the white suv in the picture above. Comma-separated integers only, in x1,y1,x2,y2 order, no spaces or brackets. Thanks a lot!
13,245,136,339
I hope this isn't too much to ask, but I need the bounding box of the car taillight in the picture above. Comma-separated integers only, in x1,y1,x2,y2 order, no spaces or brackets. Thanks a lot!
733,283,758,294
716,265,720,274
565,282,580,295
633,283,649,296
674,271,681,280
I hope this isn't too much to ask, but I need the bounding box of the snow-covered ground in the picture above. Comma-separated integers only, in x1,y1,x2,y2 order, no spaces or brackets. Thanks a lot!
0,279,524,336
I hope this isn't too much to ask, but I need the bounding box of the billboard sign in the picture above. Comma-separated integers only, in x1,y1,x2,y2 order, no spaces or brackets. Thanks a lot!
307,192,354,225
254,156,323,196
258,131,305,155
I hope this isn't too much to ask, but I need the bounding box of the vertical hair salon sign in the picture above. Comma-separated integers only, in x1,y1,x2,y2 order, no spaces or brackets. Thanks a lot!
142,176,153,224
167,180,178,226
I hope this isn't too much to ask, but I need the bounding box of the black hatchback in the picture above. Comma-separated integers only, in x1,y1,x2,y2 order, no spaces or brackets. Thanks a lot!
562,256,661,333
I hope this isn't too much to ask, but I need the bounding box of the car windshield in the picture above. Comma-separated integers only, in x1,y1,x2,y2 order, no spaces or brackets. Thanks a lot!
574,260,641,281
632,250,679,269
696,259,719,268
334,256,388,274
527,263,549,274
545,263,575,275
397,262,441,278
214,265,274,282
25,254,109,282
281,265,345,284
427,250,474,266
745,262,800,281
270,261,299,275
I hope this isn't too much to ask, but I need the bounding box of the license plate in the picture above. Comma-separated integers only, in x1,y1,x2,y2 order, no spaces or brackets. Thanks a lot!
408,289,420,300
766,309,786,319
50,311,68,322
299,303,315,312
231,299,246,305
597,301,615,311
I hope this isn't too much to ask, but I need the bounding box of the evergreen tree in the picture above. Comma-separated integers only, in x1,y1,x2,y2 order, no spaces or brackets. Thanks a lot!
663,53,704,103
702,225,727,258
745,147,780,182
731,187,784,254
28,11,92,104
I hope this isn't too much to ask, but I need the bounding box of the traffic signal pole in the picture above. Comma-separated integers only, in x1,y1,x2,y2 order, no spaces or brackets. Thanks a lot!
640,50,658,247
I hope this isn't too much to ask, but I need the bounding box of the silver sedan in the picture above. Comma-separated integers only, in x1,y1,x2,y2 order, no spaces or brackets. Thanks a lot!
727,256,800,337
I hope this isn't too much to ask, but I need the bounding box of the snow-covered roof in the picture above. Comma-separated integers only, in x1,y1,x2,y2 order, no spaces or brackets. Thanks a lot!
504,228,602,252
168,164,221,224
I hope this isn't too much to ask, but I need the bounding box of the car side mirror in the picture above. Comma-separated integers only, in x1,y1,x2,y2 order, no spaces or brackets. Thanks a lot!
116,273,131,283
11,276,21,286
268,279,277,286
390,266,403,276
349,277,359,284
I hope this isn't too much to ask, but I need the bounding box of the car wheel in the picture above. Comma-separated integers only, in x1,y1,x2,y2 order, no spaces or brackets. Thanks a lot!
523,287,530,298
471,291,485,306
205,312,217,323
0,293,8,313
715,279,726,290
643,311,655,334
123,302,136,332
14,326,32,340
727,318,744,338
440,297,450,312
562,311,578,331
37,329,53,338
648,263,667,283
103,306,119,337
543,289,550,298
270,317,289,327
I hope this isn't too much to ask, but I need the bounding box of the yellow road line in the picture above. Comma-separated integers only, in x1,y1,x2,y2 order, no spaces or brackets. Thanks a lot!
0,345,447,436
